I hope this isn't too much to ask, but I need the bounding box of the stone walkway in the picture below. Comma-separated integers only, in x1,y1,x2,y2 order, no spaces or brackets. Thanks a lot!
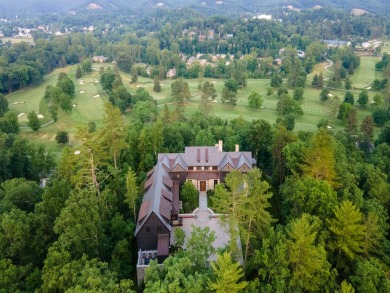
199,191,208,210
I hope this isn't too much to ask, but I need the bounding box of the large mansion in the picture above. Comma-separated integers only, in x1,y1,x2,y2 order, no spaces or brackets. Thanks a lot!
135,141,255,284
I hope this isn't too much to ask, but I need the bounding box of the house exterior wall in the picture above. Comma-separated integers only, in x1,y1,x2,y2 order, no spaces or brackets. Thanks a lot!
187,177,221,192
208,178,219,190
136,213,170,251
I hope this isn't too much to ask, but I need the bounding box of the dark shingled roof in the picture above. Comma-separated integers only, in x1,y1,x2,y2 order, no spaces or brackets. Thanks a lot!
136,143,255,237
172,180,180,216
135,159,173,236
159,197,172,220
138,200,150,222
158,145,253,168
161,188,172,201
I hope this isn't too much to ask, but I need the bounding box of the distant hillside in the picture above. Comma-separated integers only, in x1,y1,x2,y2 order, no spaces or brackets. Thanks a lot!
0,0,85,14
0,0,389,16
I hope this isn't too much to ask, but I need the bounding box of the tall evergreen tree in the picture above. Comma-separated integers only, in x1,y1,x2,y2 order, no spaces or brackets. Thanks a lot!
0,94,8,117
288,214,333,292
125,168,139,220
100,102,128,169
75,65,82,79
302,128,336,186
209,252,248,293
327,201,366,260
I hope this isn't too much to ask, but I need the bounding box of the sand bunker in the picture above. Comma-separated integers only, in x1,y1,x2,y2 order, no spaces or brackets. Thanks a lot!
73,104,76,108
37,114,44,119
93,94,100,98
79,81,84,85
94,79,99,83
326,125,332,129
12,102,19,105
18,113,25,118
211,81,217,84
366,86,372,90
211,100,217,103
79,90,86,93
327,93,334,97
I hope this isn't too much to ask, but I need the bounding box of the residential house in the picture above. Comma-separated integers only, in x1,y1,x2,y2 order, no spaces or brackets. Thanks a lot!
166,68,176,78
135,141,255,284
322,39,351,48
92,55,108,63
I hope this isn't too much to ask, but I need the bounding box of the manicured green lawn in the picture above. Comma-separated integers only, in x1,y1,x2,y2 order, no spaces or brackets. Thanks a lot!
0,37,34,44
5,60,382,159
351,56,380,89
6,65,109,157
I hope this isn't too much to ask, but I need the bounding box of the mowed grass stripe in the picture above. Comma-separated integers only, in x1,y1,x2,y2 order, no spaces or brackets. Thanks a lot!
351,56,379,89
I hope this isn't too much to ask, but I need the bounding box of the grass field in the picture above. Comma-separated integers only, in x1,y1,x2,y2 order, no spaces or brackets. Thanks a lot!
350,56,380,89
381,39,390,55
0,37,34,44
4,58,381,159
6,65,108,157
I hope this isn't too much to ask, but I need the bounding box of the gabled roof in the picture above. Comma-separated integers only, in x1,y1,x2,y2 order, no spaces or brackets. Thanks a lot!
158,145,254,169
136,143,255,237
135,159,173,236
219,153,234,170
236,153,252,170
160,154,171,170
172,155,187,170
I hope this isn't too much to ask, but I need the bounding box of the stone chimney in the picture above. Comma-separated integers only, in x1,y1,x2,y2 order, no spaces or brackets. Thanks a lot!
218,140,223,152
235,144,239,152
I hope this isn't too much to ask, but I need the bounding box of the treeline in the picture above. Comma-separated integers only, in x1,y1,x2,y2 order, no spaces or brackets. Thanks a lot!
1,6,382,93
1,86,390,290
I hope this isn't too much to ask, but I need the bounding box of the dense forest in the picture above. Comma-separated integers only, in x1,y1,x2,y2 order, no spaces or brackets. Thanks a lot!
1,4,390,292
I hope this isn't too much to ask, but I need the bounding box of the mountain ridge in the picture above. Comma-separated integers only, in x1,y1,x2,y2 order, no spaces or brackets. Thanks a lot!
0,0,388,16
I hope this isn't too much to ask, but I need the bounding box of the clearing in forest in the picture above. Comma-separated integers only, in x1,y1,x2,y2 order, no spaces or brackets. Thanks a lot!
6,65,107,154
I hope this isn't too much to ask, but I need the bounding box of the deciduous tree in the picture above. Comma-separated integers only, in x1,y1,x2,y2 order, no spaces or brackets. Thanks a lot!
27,111,41,132
320,88,330,102
248,91,263,109
180,181,199,212
55,131,69,144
